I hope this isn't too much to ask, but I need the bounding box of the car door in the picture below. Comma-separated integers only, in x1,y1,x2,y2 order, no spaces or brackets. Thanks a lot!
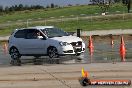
13,29,26,54
20,29,46,54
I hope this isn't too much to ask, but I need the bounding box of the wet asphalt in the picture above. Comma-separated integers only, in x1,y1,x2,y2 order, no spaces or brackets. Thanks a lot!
0,35,132,66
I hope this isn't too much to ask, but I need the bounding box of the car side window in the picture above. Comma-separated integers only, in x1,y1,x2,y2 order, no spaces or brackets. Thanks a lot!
14,30,25,38
25,29,43,39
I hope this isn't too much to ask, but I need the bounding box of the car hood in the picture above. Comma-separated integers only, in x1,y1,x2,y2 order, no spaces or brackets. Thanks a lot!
50,36,82,43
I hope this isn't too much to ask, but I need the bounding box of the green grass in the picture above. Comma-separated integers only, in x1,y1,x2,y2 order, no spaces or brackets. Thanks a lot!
0,3,127,23
1,14,132,36
0,3,131,36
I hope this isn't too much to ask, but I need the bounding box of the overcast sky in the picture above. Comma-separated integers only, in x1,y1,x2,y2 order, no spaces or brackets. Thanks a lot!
0,0,90,7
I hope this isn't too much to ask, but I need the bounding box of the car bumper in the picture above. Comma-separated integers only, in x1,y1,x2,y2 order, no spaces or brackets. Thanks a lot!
57,44,85,55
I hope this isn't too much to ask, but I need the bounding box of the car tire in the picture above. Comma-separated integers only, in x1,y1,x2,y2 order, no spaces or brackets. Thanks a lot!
10,47,21,60
10,47,21,66
47,47,59,58
10,59,21,66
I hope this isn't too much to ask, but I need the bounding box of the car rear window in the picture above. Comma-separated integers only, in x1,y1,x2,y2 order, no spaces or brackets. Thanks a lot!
14,30,25,38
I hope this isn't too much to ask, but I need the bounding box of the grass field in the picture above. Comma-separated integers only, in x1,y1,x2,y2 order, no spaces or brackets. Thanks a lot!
0,3,127,23
0,3,131,36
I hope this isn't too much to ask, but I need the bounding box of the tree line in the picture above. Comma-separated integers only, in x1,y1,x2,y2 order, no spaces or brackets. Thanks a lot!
0,3,58,14
90,0,131,13
0,1,131,15
117,0,131,13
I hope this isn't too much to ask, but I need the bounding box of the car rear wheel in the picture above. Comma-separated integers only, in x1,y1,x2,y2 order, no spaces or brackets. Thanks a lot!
10,47,21,66
10,47,21,60
10,59,21,66
47,47,59,58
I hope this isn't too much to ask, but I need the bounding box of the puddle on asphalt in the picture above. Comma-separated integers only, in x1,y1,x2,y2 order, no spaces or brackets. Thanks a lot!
0,35,132,65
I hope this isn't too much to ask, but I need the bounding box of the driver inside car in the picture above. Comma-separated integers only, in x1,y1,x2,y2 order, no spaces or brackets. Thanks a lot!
34,31,43,39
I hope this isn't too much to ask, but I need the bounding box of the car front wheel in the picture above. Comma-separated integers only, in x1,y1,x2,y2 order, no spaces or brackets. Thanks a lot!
47,47,59,58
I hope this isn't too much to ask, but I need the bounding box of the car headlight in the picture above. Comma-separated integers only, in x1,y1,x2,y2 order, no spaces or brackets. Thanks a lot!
59,42,70,46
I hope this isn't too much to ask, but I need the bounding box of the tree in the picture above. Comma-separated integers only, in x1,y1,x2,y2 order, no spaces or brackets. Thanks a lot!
55,5,59,8
9,6,15,12
46,5,50,8
14,5,19,11
127,0,131,13
0,5,3,12
122,0,127,4
24,5,30,10
51,3,55,8
5,6,9,13
18,4,24,11
122,0,131,13
114,0,121,3
90,0,113,14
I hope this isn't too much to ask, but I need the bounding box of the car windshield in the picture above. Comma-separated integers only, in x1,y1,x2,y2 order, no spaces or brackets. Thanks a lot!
41,28,68,38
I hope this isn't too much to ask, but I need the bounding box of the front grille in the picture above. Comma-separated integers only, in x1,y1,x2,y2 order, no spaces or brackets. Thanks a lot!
70,41,82,47
70,41,82,53
63,50,73,53
74,48,82,52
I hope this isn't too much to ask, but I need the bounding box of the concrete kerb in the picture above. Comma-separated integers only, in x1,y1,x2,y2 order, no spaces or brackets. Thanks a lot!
81,29,132,36
0,36,9,41
0,62,131,88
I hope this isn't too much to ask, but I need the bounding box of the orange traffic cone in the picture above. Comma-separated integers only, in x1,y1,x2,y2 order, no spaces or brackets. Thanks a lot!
80,68,90,86
88,36,94,49
2,43,8,55
120,36,126,62
88,36,94,54
81,68,89,78
111,37,114,48
88,36,94,63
